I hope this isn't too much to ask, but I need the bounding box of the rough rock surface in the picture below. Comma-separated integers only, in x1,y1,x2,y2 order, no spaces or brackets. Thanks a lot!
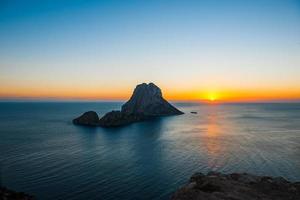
122,83,183,116
0,187,35,200
73,111,100,126
171,171,300,200
73,83,183,127
98,111,147,127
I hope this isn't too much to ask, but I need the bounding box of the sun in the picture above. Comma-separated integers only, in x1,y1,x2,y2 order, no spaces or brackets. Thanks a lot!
209,96,216,101
208,93,217,102
199,91,219,102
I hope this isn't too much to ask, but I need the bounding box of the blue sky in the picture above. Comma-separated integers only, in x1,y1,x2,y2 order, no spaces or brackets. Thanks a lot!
0,0,300,100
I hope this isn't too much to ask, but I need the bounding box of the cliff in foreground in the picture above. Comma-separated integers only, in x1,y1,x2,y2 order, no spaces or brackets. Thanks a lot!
171,172,300,200
0,187,34,200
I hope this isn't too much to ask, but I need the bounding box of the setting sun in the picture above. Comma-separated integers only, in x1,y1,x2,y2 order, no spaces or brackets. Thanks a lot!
207,92,218,102
209,96,216,101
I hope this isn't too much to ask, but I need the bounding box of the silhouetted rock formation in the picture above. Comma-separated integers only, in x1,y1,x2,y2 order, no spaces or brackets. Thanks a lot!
0,187,35,200
122,83,183,116
73,111,99,126
73,83,183,127
171,171,300,200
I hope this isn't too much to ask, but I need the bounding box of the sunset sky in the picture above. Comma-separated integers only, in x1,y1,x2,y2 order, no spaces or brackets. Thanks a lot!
0,0,300,102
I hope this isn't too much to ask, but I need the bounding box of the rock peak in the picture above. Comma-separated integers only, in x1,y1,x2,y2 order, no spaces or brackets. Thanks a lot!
121,82,182,116
135,82,161,92
132,82,162,98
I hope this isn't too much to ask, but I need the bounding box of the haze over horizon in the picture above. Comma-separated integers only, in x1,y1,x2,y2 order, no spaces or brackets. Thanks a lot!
1,0,300,102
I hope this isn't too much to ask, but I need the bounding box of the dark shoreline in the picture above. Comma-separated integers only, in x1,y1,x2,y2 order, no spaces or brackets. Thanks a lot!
0,187,34,200
171,171,300,200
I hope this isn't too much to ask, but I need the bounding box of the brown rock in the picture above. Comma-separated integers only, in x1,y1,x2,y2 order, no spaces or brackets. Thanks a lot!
171,172,300,200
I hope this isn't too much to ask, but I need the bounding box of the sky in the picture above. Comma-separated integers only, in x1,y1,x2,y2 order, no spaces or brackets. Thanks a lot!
0,0,300,102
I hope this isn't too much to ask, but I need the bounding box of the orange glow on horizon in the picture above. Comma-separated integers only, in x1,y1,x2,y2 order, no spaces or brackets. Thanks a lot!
0,84,300,102
163,88,300,103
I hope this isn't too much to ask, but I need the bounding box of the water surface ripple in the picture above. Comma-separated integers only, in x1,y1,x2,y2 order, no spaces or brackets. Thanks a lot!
0,102,300,199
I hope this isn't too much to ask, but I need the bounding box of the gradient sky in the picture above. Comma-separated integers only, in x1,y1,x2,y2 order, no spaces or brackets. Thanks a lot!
0,0,300,101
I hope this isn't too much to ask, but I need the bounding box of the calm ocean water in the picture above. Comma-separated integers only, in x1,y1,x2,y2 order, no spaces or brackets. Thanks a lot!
0,102,300,199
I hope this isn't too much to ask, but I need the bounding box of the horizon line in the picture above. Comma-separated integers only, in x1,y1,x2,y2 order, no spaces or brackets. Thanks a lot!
1,97,300,104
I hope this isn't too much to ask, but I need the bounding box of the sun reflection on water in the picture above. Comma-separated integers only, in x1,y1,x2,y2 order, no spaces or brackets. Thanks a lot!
205,111,221,156
201,105,229,170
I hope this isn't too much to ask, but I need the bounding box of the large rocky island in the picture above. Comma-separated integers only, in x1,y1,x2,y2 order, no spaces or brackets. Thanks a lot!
73,83,183,127
171,171,300,200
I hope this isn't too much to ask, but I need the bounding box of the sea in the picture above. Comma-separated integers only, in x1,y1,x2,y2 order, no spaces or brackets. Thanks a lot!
0,102,300,200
